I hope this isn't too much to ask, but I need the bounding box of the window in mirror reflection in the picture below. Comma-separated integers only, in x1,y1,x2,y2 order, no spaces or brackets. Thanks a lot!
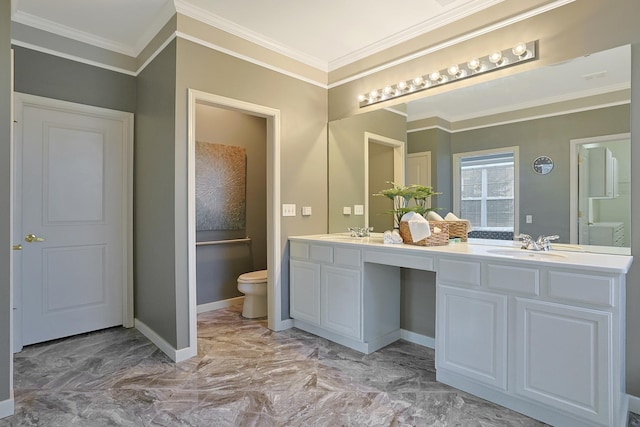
454,147,519,240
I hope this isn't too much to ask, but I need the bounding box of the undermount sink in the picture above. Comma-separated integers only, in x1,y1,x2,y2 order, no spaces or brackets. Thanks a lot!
485,248,568,259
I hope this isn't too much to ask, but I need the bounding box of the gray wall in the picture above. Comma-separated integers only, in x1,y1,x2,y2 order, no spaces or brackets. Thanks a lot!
407,127,453,213
629,41,640,397
134,40,178,347
407,105,630,243
174,37,328,342
12,46,136,113
368,142,394,231
1,0,12,408
195,104,267,304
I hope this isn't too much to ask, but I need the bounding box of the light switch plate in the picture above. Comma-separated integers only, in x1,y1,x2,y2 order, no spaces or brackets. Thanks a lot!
354,205,364,215
343,206,352,215
282,204,296,217
526,215,533,224
301,206,312,216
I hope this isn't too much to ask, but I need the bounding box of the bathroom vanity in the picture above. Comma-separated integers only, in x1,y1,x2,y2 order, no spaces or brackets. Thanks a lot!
288,234,633,427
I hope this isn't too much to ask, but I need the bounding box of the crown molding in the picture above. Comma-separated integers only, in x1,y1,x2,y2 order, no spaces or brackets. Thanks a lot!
327,0,504,71
328,0,575,89
11,10,137,57
173,0,328,72
133,0,177,57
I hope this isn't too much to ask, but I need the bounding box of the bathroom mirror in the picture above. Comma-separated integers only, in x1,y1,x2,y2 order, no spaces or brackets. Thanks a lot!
328,44,631,253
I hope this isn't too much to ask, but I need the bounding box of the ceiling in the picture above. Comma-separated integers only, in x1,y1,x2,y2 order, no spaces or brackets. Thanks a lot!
11,0,505,70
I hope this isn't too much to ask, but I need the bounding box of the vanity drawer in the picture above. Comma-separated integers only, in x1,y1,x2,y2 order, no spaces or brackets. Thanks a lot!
364,250,434,271
547,271,614,307
310,244,334,263
334,247,361,268
290,241,309,260
487,264,539,296
438,258,481,286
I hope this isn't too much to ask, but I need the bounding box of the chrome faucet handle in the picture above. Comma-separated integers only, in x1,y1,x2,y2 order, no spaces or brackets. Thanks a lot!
536,235,559,251
516,234,534,249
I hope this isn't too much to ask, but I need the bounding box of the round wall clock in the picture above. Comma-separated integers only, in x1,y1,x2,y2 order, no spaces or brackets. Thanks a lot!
532,155,554,175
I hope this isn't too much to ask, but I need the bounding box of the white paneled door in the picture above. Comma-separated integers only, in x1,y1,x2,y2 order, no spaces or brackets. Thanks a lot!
14,95,133,348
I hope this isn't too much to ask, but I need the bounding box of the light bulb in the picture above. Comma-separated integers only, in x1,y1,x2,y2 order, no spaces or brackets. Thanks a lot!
397,81,408,90
467,58,481,71
447,64,460,77
369,90,379,99
429,71,441,82
383,86,393,95
512,42,527,57
413,76,424,86
489,51,503,65
358,94,366,102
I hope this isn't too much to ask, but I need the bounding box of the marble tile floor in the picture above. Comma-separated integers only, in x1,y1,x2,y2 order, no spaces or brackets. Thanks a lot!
0,305,627,426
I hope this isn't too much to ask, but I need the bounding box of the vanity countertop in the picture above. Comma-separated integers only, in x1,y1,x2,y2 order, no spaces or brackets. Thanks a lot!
289,233,633,274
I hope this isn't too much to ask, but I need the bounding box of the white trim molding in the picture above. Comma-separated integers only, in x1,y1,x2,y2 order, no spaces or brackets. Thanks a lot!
197,296,244,314
187,89,284,359
134,318,196,363
400,329,435,349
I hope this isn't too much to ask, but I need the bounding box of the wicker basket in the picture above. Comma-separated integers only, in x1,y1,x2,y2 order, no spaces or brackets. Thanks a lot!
429,220,469,242
399,221,449,246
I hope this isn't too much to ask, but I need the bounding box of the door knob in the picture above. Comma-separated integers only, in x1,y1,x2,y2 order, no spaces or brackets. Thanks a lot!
24,234,45,243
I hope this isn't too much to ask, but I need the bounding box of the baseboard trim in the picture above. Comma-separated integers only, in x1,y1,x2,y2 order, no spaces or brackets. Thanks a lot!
400,329,435,349
0,397,14,419
197,296,244,314
628,394,640,414
134,318,196,363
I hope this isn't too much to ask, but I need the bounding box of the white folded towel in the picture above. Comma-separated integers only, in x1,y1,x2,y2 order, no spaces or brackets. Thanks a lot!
444,212,473,232
427,211,444,221
383,230,403,244
401,211,431,242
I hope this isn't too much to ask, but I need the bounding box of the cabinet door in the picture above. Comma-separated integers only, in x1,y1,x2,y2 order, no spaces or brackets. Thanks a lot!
436,285,507,390
515,299,611,426
321,265,362,339
290,260,321,325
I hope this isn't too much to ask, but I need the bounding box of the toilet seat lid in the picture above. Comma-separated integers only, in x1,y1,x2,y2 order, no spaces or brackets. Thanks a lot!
238,270,268,283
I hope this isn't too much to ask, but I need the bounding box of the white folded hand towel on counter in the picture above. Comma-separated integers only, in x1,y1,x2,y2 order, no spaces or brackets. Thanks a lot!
401,211,431,242
426,211,444,221
383,229,403,244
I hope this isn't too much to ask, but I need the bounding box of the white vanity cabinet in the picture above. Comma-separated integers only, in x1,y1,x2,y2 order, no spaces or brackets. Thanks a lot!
436,258,625,427
289,234,631,427
289,241,364,343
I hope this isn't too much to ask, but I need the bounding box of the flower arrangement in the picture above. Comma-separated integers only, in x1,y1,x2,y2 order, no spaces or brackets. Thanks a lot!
373,182,440,228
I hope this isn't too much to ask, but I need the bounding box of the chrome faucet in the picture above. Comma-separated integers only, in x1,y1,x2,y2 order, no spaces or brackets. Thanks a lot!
517,234,559,251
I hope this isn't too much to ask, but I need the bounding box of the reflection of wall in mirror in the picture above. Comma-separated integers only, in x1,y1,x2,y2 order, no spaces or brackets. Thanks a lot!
407,104,630,244
328,108,406,233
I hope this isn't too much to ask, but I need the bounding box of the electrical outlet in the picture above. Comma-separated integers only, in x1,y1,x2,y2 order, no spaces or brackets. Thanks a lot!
301,206,312,216
282,204,296,217
526,215,533,224
343,206,352,215
354,205,364,215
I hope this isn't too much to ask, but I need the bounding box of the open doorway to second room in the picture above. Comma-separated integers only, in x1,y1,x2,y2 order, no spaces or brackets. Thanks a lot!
186,90,283,359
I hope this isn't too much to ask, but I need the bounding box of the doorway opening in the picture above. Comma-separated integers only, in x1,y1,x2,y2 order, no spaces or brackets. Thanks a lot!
364,132,405,230
570,133,631,247
186,90,283,360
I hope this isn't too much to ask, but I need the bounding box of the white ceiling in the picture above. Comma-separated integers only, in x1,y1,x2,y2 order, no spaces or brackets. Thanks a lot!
10,0,629,119
11,0,505,70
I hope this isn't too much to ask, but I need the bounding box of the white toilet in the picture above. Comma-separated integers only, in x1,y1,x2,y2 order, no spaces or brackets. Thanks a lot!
237,270,268,318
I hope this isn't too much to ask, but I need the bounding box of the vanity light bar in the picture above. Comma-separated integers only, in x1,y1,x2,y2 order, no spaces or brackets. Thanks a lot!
358,40,538,108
